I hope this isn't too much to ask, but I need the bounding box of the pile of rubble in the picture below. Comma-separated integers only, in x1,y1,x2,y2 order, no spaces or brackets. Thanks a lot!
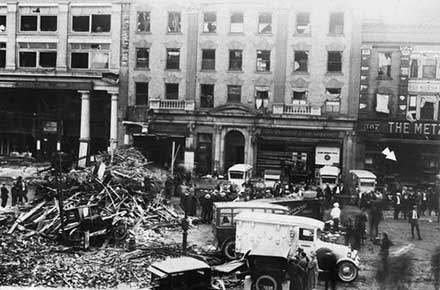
0,148,193,287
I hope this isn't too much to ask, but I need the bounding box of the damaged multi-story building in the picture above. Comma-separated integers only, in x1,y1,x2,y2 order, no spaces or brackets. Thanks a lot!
122,0,362,182
0,0,127,166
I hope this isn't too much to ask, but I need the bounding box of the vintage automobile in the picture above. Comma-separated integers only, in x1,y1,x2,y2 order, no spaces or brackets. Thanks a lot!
212,201,289,260
235,212,360,288
348,170,377,200
147,257,214,290
227,164,253,193
263,169,282,189
318,166,340,190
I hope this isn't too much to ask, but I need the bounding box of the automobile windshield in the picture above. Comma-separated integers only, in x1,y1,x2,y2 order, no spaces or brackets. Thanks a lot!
322,177,336,184
229,171,244,179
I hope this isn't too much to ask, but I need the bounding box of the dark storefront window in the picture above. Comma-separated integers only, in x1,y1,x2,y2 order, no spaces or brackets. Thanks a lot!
196,133,213,176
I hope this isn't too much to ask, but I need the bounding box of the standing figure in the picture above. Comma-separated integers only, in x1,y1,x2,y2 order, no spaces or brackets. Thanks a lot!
307,251,319,290
0,184,8,207
369,199,383,240
408,205,422,240
393,192,401,219
330,202,341,232
200,193,213,223
11,184,18,206
379,232,393,273
316,248,338,290
353,210,367,250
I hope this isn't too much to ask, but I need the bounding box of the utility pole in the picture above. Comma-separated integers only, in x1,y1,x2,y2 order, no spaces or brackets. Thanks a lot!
55,152,66,241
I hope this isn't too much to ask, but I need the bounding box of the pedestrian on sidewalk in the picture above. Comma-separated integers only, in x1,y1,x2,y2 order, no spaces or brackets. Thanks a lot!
330,202,341,232
0,183,8,207
408,205,422,240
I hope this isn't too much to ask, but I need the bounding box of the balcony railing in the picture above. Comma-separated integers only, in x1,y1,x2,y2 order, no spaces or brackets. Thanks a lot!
272,103,321,116
149,99,195,111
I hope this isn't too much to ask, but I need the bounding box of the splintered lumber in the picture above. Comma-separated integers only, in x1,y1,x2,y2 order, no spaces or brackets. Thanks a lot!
8,201,47,234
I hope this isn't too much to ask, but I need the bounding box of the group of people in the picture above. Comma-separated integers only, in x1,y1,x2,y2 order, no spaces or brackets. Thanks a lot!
0,176,28,208
392,186,437,220
287,248,320,290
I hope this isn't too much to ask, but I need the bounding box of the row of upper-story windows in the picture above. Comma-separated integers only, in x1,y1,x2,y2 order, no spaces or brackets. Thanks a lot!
134,47,343,73
134,81,341,113
0,14,111,33
136,11,345,35
0,42,110,70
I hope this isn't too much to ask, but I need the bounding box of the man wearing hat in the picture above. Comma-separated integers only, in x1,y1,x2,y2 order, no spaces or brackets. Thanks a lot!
408,205,422,240
200,192,213,224
393,192,401,220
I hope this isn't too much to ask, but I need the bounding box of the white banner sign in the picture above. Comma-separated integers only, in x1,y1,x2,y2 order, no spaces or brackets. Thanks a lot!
315,146,340,165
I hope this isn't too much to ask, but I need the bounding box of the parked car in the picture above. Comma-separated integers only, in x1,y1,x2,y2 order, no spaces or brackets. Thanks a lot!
212,201,289,260
263,169,281,189
235,212,360,286
318,166,340,190
227,164,253,193
348,170,377,200
147,257,213,290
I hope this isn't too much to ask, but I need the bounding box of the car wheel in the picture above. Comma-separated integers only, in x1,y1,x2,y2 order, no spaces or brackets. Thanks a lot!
254,274,280,290
222,239,237,260
337,261,358,282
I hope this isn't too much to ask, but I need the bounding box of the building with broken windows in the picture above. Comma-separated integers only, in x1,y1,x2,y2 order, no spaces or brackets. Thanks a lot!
0,0,126,165
357,22,440,184
123,0,361,181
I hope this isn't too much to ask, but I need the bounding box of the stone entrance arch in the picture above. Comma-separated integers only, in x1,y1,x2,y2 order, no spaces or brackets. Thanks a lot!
224,130,245,171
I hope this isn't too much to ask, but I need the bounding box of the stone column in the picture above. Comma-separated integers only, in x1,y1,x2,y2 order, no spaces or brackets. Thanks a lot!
213,126,222,174
109,92,118,151
56,2,68,71
219,128,226,173
6,2,17,70
78,91,91,167
342,132,355,182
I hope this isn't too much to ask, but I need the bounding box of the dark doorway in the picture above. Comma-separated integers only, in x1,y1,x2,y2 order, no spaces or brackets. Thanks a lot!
196,133,212,176
224,130,245,171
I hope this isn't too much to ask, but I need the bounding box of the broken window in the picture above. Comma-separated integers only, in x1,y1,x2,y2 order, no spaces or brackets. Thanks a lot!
256,50,270,71
91,15,111,32
40,16,57,31
292,89,307,104
166,48,180,69
39,51,56,67
168,12,181,33
72,16,90,32
136,48,149,68
255,86,269,109
329,12,344,34
201,49,215,70
203,12,216,33
423,58,436,79
21,16,37,31
0,16,6,32
294,51,308,72
296,12,310,34
200,84,214,108
378,52,392,78
325,88,341,113
230,13,243,33
135,82,149,105
137,12,150,33
70,43,110,69
229,50,242,71
258,13,272,34
165,83,179,99
227,85,241,103
19,51,37,67
327,51,342,72
0,43,5,67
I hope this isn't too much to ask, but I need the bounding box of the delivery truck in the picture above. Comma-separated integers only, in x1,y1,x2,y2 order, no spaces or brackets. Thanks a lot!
234,212,360,289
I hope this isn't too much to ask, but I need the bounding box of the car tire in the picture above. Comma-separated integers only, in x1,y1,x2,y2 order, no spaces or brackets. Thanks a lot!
254,274,280,290
222,239,237,260
337,261,358,282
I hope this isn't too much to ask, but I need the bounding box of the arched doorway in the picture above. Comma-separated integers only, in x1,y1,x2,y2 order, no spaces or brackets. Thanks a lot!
224,130,245,171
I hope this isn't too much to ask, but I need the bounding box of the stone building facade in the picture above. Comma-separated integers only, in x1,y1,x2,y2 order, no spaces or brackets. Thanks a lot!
357,23,440,184
0,0,126,165
123,0,361,182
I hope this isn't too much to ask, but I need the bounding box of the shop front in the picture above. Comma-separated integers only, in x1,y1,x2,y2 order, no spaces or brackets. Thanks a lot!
256,128,344,183
358,119,440,184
